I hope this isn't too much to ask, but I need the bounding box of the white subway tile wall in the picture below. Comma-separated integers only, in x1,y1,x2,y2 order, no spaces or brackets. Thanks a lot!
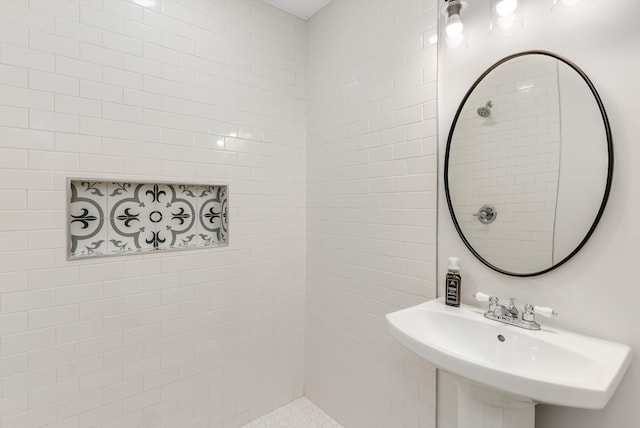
448,54,561,272
0,0,306,427
306,1,438,427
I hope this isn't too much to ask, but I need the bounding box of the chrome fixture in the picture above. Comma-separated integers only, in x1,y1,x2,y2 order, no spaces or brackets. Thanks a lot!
474,292,558,330
477,101,493,118
472,204,497,224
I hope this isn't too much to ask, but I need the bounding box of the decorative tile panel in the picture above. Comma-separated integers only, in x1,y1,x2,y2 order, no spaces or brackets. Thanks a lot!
68,179,228,259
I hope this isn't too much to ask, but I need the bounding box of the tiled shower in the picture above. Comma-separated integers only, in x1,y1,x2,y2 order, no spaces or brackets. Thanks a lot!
0,0,437,427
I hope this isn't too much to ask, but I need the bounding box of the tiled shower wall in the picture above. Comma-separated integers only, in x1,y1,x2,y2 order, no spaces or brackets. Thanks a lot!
0,1,306,427
306,1,438,427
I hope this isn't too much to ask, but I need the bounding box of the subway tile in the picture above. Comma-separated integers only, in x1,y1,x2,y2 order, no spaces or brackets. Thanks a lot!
0,354,28,377
29,150,78,171
0,271,28,293
0,21,29,46
0,63,27,87
29,110,80,134
55,17,102,46
78,153,124,173
2,404,56,428
29,380,79,410
1,328,56,357
0,148,28,169
29,0,80,20
55,56,102,81
103,378,143,403
30,30,80,58
0,3,54,32
78,367,122,394
0,286,55,314
0,84,54,110
102,31,143,56
56,390,103,421
0,42,54,72
56,354,103,383
80,43,123,68
78,400,123,428
79,80,123,103
102,0,144,21
28,342,78,370
103,344,145,370
79,5,123,33
55,94,102,117
0,105,28,127
79,117,124,138
0,191,27,210
102,66,143,90
123,88,162,109
0,393,28,420
29,305,79,330
124,54,162,77
27,228,65,250
124,20,162,44
101,412,142,428
0,313,28,335
41,417,80,428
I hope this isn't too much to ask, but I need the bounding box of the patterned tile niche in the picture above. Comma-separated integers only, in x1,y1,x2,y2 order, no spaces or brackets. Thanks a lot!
68,180,228,259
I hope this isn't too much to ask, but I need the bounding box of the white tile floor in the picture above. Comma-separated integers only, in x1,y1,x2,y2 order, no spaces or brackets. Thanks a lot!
241,398,343,428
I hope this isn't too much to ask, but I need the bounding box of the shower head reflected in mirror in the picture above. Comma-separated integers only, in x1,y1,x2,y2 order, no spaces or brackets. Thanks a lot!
477,101,493,117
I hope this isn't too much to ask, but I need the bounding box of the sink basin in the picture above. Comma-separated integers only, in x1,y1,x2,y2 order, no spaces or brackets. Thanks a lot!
386,298,631,409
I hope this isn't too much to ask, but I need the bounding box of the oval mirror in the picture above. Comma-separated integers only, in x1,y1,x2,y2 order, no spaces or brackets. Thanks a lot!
444,51,613,276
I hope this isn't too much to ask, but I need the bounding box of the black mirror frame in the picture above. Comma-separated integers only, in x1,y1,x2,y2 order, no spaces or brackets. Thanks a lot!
444,50,614,277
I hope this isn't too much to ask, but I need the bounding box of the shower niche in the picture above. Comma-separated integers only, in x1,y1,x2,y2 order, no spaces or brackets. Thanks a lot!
68,179,228,259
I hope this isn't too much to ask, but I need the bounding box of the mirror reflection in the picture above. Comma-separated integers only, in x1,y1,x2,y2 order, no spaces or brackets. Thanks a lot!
445,52,612,276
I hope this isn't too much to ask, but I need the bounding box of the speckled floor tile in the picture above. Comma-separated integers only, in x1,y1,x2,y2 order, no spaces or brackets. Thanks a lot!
241,398,343,428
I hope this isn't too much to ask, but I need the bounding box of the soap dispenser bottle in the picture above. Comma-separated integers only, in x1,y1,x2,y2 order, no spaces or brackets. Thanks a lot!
445,257,461,307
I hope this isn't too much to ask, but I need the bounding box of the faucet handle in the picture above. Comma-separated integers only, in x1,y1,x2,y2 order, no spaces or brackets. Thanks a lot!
523,304,557,322
474,292,499,313
533,305,558,318
474,292,492,302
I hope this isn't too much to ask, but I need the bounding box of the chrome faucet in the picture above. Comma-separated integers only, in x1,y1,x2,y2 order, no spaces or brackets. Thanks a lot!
474,293,557,331
492,297,519,319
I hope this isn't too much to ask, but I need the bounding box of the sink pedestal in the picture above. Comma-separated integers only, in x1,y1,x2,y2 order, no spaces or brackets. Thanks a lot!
456,377,535,428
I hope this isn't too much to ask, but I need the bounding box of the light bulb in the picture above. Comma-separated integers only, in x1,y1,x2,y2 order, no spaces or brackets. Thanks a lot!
446,33,464,48
495,0,518,16
446,14,464,38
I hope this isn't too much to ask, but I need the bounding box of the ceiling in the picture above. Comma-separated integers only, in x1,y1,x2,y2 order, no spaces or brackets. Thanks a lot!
262,0,333,20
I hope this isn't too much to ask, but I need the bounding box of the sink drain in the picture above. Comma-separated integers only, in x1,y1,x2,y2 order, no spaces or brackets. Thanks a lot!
497,334,506,342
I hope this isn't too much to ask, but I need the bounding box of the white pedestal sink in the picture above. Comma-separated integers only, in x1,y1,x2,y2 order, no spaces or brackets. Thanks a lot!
386,298,632,428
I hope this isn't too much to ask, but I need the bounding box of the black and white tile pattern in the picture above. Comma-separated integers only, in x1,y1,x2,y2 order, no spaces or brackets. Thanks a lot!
69,180,228,259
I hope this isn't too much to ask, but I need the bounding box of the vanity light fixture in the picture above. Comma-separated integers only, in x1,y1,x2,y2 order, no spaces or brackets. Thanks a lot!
443,0,467,48
490,0,523,35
